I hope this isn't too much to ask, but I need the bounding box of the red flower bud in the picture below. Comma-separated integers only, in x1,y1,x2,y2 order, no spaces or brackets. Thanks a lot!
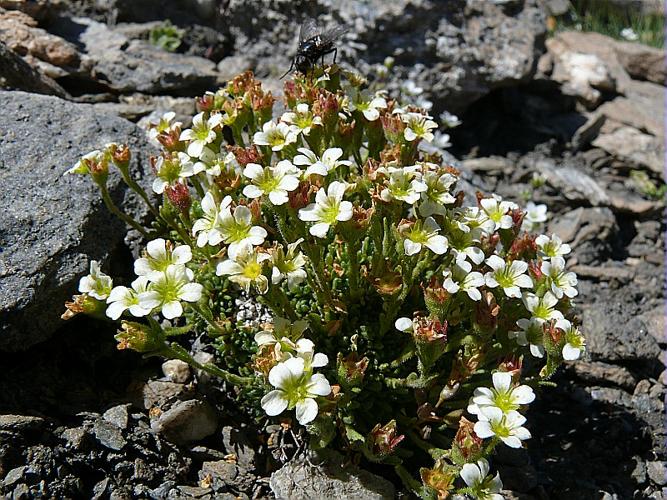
165,182,191,213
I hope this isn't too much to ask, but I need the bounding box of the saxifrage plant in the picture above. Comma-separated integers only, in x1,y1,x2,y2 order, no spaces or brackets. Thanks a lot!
64,65,585,499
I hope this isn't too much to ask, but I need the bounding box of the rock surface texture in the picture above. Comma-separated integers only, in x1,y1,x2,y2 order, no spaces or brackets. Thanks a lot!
0,91,154,350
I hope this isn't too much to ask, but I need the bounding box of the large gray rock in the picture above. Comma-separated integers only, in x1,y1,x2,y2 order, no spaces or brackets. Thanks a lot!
0,90,154,351
270,450,395,500
219,0,547,113
76,17,220,95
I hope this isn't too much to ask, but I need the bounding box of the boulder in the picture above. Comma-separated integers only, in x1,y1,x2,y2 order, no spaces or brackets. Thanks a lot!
270,450,395,500
614,39,666,85
75,17,220,95
0,90,154,351
0,40,66,96
592,126,663,175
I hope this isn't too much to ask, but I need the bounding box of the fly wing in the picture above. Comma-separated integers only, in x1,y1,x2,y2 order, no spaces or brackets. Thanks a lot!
320,24,348,44
299,18,319,43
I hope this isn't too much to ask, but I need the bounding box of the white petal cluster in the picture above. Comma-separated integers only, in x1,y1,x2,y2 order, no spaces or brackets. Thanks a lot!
242,161,301,206
298,181,353,238
469,372,533,449
253,121,298,151
78,260,113,300
460,458,503,500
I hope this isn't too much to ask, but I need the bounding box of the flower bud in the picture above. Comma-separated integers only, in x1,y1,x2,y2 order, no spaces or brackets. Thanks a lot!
226,145,261,167
380,114,405,143
508,234,537,261
475,291,500,332
61,294,106,320
422,277,450,321
157,126,182,151
108,143,131,170
336,352,369,388
369,420,404,459
196,93,215,113
451,416,484,463
165,182,191,213
115,321,163,353
419,461,455,499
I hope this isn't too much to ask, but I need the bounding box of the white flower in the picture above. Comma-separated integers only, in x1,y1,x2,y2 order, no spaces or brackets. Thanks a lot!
216,244,272,294
281,103,322,136
460,206,497,236
152,152,197,194
298,181,353,238
255,317,309,346
401,80,423,96
431,131,451,150
402,217,448,256
106,276,152,320
253,121,298,151
448,225,485,266
295,338,329,370
555,318,586,361
192,193,232,248
521,202,548,232
349,90,387,121
522,291,563,323
271,238,308,291
418,171,456,216
218,204,267,260
379,166,428,205
261,357,331,425
535,234,571,258
147,111,179,142
443,260,485,301
439,110,461,128
66,150,104,176
467,372,535,416
510,318,546,358
242,161,301,206
480,197,517,231
460,459,503,500
179,112,222,158
621,27,639,41
138,266,203,319
541,257,578,299
134,239,193,281
195,148,240,178
474,407,531,448
293,147,351,178
78,260,113,300
402,112,437,142
484,256,533,298
395,317,415,333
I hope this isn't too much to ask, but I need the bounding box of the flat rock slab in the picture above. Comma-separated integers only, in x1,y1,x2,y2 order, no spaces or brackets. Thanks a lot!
0,90,154,351
270,450,395,500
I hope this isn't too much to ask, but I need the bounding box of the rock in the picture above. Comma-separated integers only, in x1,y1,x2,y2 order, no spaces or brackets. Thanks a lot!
614,39,666,85
549,49,614,107
162,359,191,384
0,9,84,71
221,426,255,470
0,40,66,96
595,79,664,138
535,161,609,206
0,90,154,351
548,207,617,264
151,399,218,445
544,31,633,100
592,126,663,175
639,306,665,345
76,17,220,95
139,380,192,410
583,300,662,364
103,404,130,429
218,0,547,113
0,414,45,431
570,361,638,391
60,426,89,450
93,419,127,450
571,111,606,150
648,461,667,486
570,264,635,283
3,466,27,487
269,450,395,500
199,460,253,492
99,94,196,124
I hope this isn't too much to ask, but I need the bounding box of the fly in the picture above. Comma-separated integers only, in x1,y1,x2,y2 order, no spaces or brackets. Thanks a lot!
281,19,347,78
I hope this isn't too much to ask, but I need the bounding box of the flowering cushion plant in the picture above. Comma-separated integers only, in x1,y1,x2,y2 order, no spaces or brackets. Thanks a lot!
64,66,585,498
